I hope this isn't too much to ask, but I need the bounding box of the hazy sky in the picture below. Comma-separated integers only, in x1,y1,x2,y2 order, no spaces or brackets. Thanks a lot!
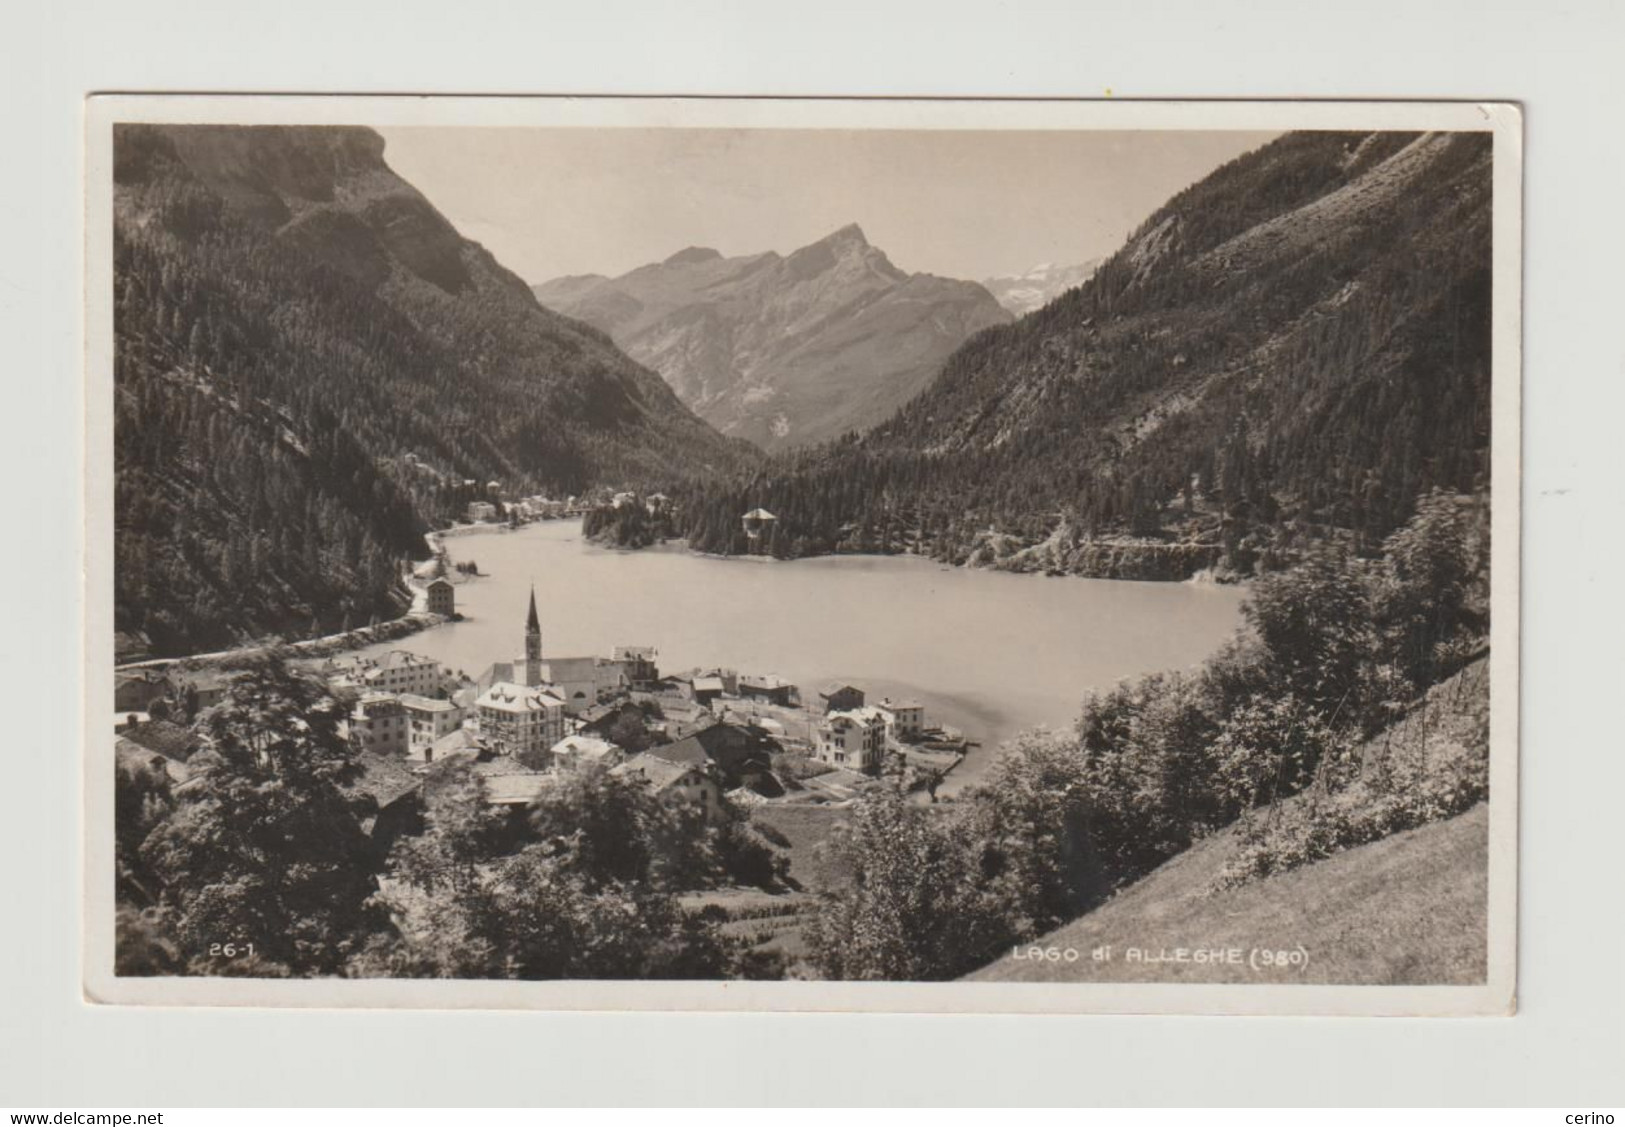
378,127,1280,283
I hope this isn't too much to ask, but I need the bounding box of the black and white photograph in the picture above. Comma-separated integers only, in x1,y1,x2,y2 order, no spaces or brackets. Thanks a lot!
84,97,1519,1013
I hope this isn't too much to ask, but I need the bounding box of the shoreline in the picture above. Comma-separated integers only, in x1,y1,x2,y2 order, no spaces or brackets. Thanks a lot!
119,519,1243,746
116,527,460,674
585,526,1245,587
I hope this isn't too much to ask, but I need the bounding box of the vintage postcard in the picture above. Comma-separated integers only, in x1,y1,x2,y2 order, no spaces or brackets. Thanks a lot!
83,96,1520,1014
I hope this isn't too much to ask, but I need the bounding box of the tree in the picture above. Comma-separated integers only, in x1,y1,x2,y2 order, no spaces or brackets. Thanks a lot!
965,731,1101,933
115,757,174,904
366,761,734,980
806,792,1012,980
527,762,707,889
1211,693,1346,812
605,710,655,754
1242,546,1380,724
360,763,509,979
1377,489,1485,686
139,655,383,974
114,906,185,977
485,846,731,980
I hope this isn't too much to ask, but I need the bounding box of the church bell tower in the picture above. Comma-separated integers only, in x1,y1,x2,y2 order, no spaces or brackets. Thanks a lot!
517,585,544,687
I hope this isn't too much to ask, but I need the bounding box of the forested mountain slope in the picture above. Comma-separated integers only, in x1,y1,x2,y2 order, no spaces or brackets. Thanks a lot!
533,225,1012,450
672,131,1493,574
113,125,751,657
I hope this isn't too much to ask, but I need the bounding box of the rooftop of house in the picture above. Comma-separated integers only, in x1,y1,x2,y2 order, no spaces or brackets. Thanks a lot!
483,774,557,806
355,692,403,714
169,667,235,691
577,700,631,724
541,656,603,682
377,650,438,669
879,697,923,711
692,676,726,694
613,753,701,792
423,747,551,800
429,727,490,759
469,753,542,778
398,693,459,713
820,682,863,698
644,734,710,769
824,707,886,729
477,682,565,713
119,718,197,761
479,661,516,685
347,752,423,811
426,577,454,590
551,734,619,759
115,736,192,786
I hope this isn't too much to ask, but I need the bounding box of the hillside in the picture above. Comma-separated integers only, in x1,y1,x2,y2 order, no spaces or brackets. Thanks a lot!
965,804,1487,985
532,225,1012,450
113,125,751,656
670,131,1493,574
980,259,1101,317
967,654,1491,985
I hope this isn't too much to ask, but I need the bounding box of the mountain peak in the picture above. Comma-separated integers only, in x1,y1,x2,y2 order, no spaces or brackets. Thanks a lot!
817,223,869,249
783,223,897,283
664,246,723,266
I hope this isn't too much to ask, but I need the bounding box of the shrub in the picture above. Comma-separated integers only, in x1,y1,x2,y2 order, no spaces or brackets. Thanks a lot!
1212,662,1489,890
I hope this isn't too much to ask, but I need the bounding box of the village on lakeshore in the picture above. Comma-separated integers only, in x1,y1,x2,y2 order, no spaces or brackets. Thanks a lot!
115,566,972,855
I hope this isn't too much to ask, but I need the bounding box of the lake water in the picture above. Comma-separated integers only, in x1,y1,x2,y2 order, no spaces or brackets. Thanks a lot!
355,520,1247,792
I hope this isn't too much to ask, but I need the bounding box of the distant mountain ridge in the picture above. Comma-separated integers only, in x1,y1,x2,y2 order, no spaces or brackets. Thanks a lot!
113,124,750,656
668,131,1494,575
980,259,1102,317
533,224,1013,450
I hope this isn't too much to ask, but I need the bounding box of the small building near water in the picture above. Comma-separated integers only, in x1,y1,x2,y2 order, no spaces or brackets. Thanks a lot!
739,673,796,707
818,682,866,714
742,507,777,539
425,577,455,617
816,707,887,774
876,697,925,742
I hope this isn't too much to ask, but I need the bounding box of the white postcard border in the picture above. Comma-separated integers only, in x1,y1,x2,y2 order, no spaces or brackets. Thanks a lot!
81,95,1522,1016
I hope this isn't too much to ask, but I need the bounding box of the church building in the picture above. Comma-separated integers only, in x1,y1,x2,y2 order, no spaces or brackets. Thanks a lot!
473,587,621,714
473,588,566,756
